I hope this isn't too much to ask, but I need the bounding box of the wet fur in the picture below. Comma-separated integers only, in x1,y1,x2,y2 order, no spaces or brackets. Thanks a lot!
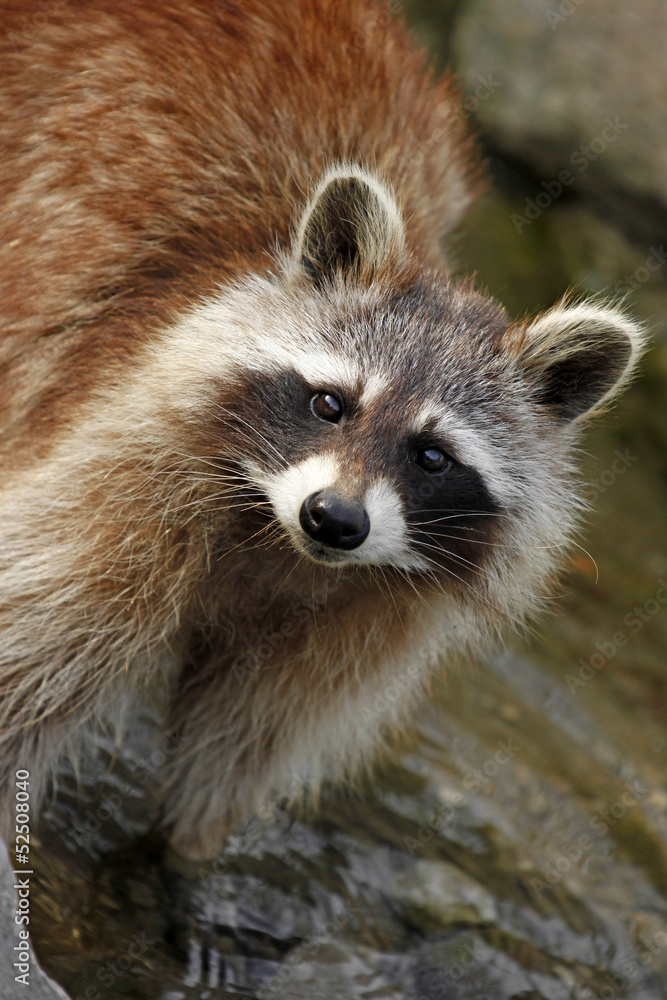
0,0,644,859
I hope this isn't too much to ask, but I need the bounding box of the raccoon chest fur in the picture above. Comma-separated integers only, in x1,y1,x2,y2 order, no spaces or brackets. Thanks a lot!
0,0,644,860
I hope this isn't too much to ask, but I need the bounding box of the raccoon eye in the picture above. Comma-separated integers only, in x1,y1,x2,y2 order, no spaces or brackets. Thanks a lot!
311,392,344,422
416,447,453,473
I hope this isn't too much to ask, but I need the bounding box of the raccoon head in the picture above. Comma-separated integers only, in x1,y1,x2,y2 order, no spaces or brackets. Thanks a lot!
205,165,644,606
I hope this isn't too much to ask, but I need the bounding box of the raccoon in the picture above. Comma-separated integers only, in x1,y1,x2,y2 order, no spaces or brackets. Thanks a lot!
0,0,644,860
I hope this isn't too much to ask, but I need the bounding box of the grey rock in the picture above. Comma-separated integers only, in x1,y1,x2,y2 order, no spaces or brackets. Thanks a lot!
453,0,667,237
0,839,71,1000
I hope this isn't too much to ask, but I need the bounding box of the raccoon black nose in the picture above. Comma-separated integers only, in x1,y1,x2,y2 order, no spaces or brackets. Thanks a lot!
299,489,370,551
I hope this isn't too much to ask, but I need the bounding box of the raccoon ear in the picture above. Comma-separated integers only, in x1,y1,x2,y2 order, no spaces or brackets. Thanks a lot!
294,165,405,285
508,301,646,423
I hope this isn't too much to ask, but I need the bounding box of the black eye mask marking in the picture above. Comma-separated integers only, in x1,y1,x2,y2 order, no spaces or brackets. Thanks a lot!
400,457,501,575
212,366,321,470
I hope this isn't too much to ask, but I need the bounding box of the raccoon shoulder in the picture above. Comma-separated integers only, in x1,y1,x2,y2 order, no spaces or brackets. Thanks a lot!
0,0,475,363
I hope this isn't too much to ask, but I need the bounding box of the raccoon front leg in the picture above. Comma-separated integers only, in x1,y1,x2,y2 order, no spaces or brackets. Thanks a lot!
159,660,284,861
158,627,356,862
158,623,414,861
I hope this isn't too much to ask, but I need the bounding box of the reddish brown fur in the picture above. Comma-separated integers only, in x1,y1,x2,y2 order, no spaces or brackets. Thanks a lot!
0,0,476,460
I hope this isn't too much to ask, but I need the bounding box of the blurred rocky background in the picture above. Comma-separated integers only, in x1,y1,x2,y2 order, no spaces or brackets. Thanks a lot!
408,0,667,333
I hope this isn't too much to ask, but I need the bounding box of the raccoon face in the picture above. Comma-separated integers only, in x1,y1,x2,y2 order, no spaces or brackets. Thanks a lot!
208,165,643,582
237,355,507,576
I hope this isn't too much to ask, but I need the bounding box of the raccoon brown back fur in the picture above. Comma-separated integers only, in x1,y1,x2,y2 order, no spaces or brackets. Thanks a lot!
0,0,643,859
0,0,474,411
